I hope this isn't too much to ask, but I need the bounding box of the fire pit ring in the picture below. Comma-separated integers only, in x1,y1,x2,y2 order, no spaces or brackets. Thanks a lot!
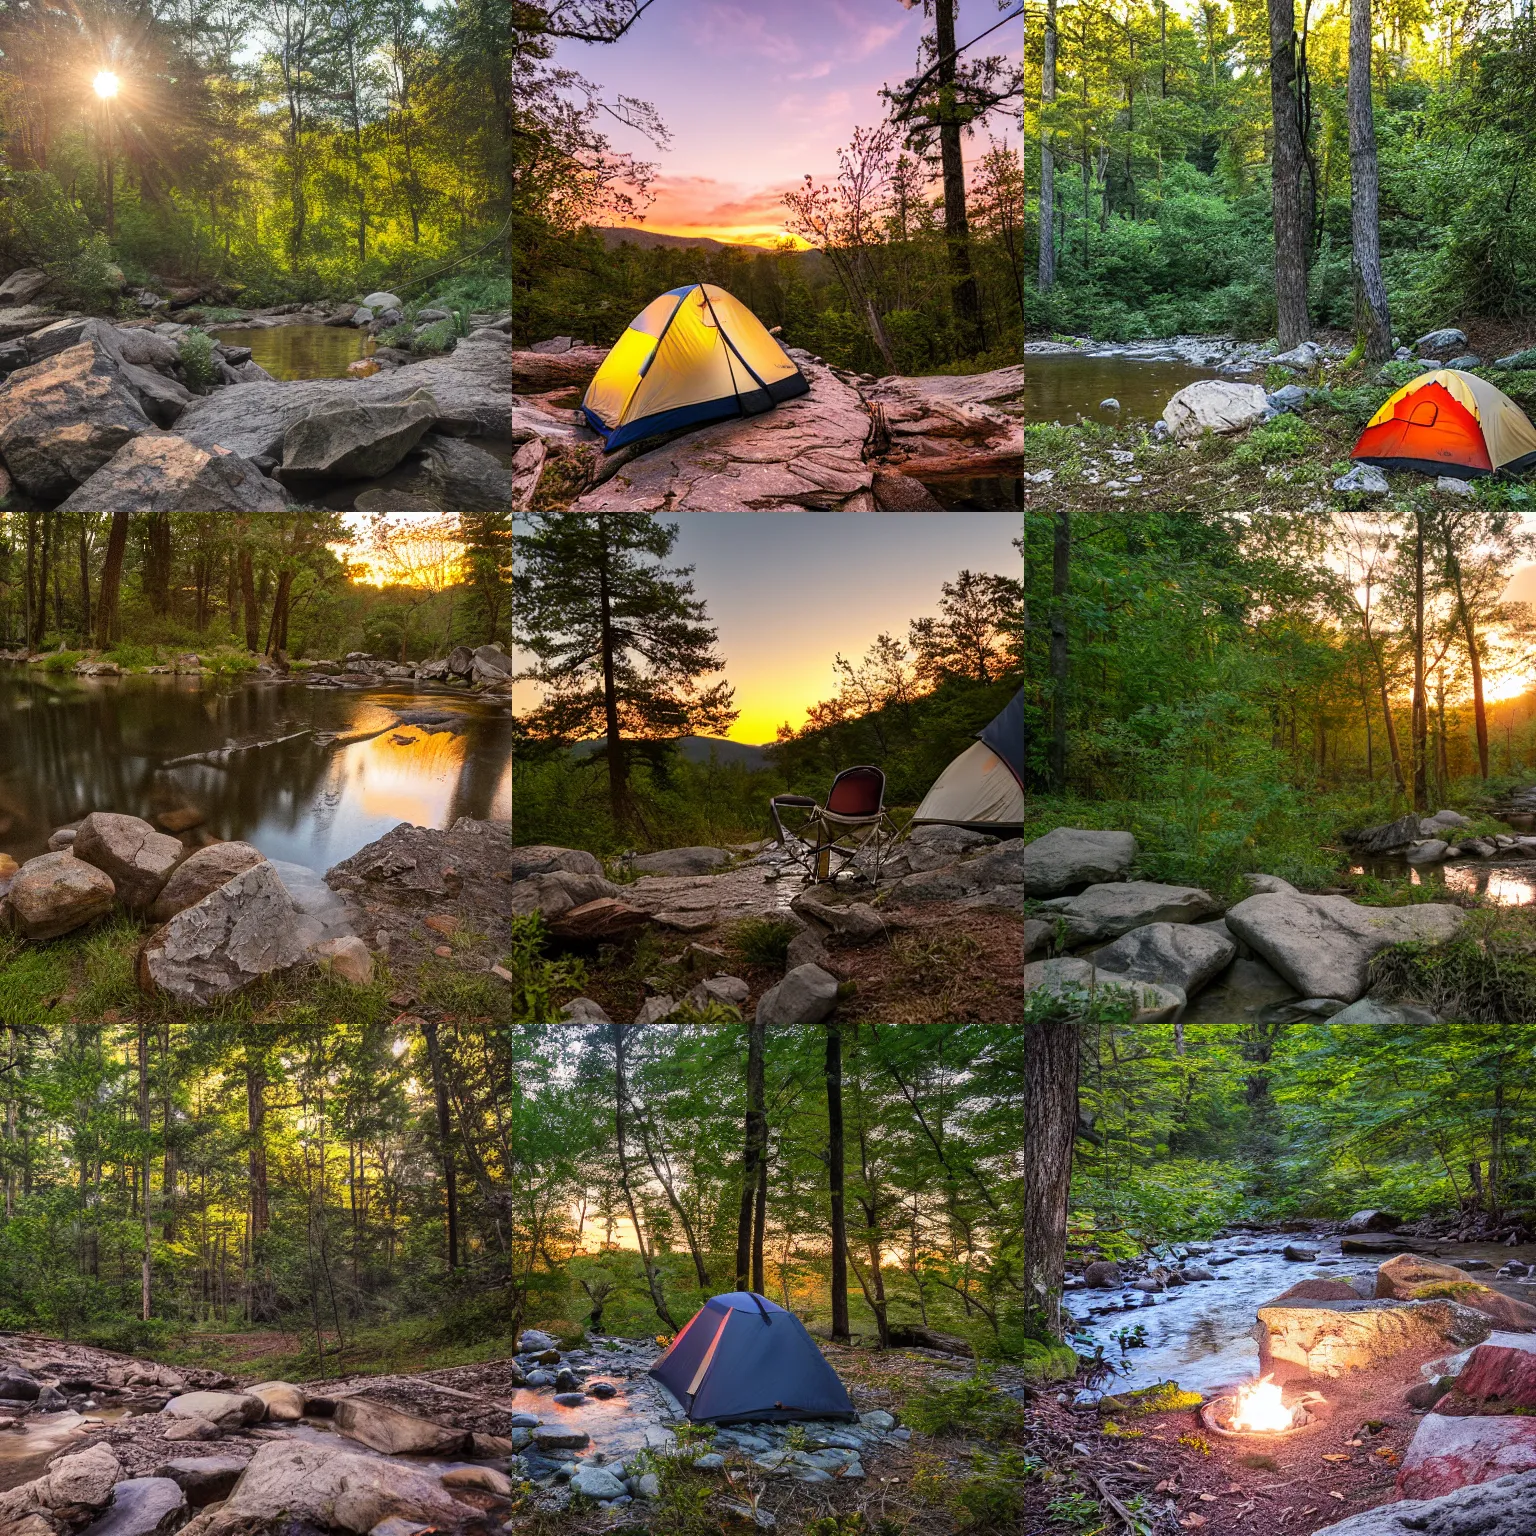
1200,1382,1330,1439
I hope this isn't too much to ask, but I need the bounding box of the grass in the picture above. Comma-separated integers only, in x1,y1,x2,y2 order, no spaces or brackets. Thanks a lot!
1368,906,1536,1023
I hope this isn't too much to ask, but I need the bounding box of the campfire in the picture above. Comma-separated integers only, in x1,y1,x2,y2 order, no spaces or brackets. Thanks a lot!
1200,1375,1328,1439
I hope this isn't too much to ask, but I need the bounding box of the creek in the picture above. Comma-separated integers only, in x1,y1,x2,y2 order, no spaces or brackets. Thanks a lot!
211,325,376,381
1349,856,1536,907
1024,354,1229,424
0,672,512,875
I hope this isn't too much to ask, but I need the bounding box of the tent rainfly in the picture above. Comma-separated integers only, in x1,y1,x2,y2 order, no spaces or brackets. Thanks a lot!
648,1292,858,1425
911,689,1026,835
581,284,810,451
1352,369,1536,479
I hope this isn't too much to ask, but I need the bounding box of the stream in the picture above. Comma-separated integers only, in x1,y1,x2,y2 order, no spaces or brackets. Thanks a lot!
0,1409,131,1492
1024,354,1230,424
1350,856,1536,907
1063,1234,1536,1396
210,325,375,381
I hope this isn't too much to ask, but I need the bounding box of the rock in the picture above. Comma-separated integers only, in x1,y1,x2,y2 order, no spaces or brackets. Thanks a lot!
416,433,514,512
439,1466,511,1496
0,1375,38,1401
0,270,49,307
1407,839,1451,864
546,898,652,944
1398,1414,1536,1499
633,994,677,1025
1271,341,1322,372
1329,998,1439,1024
311,935,374,986
870,468,944,511
1334,463,1391,495
1083,1260,1122,1288
281,391,437,479
1223,892,1466,1002
1378,1254,1536,1330
163,1392,265,1430
1088,921,1236,997
76,1476,186,1536
785,929,830,971
1162,379,1269,442
7,851,116,939
1023,828,1137,897
569,1464,626,1500
1256,1298,1493,1382
178,330,513,459
1437,474,1475,496
332,1397,469,1457
1447,354,1483,370
1497,350,1536,370
160,1418,220,1442
509,871,622,920
1267,383,1309,412
243,1381,306,1422
59,434,291,511
572,356,874,512
1453,1341,1536,1409
560,997,613,1022
684,976,750,1012
1284,1245,1319,1262
517,1329,560,1352
1026,956,1184,1021
1037,880,1217,943
790,888,886,945
630,847,732,877
755,963,839,1025
71,812,185,912
0,341,153,499
139,860,306,1006
1415,328,1468,357
532,1425,589,1451
1307,1469,1536,1535
361,292,403,312
118,363,195,427
1269,1279,1364,1303
192,1439,467,1534
1344,1209,1402,1233
147,843,266,923
352,307,375,326
1351,813,1429,856
470,645,512,686
153,1460,246,1506
1424,809,1472,832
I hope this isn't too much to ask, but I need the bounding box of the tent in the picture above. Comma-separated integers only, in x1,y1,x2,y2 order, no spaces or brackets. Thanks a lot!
581,284,810,451
1352,369,1536,479
648,1292,858,1425
911,689,1026,834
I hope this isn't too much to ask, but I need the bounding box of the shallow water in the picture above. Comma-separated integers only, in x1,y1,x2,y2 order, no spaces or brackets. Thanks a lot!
0,1409,130,1491
1024,355,1228,424
913,475,1025,509
1064,1235,1536,1395
212,324,375,381
1350,857,1536,907
0,673,511,874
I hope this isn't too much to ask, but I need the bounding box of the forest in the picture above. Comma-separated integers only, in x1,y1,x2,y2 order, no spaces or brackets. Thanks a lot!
0,0,510,309
513,0,1027,375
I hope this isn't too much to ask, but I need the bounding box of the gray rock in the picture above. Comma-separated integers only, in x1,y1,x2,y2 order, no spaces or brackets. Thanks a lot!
634,994,676,1025
756,963,839,1025
1271,341,1322,372
684,976,750,1012
417,432,514,512
59,433,291,511
1038,880,1217,943
1089,921,1236,998
1437,475,1475,497
560,997,613,1023
533,1425,590,1451
508,871,621,920
569,1463,626,1500
1352,812,1427,856
529,336,575,354
152,1457,247,1506
281,390,437,479
1496,350,1536,370
1305,1468,1536,1535
352,307,374,326
1407,839,1450,864
1415,327,1468,357
1267,383,1309,412
0,268,50,306
1446,354,1483,370
1423,809,1472,833
1024,956,1183,1022
1023,828,1137,897
510,846,604,881
790,887,886,944
361,292,403,311
1329,997,1439,1024
785,928,829,970
148,842,266,923
7,850,117,938
629,846,732,877
1162,378,1268,442
1334,463,1390,495
1246,873,1299,894
163,1391,265,1429
77,1478,185,1536
1100,396,1119,409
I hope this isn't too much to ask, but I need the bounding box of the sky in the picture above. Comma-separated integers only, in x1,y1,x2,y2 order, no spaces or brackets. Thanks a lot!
514,512,1023,747
553,0,1024,246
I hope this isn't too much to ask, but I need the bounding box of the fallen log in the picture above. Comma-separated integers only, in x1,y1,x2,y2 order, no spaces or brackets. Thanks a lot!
511,345,609,393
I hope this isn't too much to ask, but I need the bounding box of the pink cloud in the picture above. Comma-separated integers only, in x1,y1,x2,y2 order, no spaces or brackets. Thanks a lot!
614,173,813,242
695,3,802,63
789,61,833,80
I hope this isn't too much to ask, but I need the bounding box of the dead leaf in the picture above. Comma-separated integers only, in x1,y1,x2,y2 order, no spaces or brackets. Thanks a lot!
1329,1491,1345,1500
1321,1453,1350,1462
1179,1519,1207,1530
1198,1493,1218,1502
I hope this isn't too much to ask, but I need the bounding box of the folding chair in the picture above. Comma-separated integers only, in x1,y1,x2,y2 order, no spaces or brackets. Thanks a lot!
770,766,900,884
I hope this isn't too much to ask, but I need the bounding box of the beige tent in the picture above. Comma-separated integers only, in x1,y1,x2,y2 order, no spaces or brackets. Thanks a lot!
912,691,1026,833
582,284,809,451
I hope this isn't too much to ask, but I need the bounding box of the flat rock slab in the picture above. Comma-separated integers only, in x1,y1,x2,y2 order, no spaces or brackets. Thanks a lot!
1256,1298,1493,1381
1038,880,1217,942
621,865,795,927
570,358,874,511
1308,1468,1536,1535
77,1477,184,1536
1089,921,1236,998
1399,1413,1536,1500
511,347,608,393
866,365,1028,409
1023,828,1137,897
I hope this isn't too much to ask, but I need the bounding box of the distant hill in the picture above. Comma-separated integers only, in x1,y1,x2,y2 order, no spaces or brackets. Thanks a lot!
569,736,773,769
592,227,753,252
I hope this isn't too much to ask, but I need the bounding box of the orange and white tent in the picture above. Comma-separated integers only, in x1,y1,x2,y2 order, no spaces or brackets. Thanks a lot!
582,284,809,451
1352,369,1536,479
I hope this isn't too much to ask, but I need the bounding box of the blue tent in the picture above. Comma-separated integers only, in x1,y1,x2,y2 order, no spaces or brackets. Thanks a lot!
649,1292,858,1424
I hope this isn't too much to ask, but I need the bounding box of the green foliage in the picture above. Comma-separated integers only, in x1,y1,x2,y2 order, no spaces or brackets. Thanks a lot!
41,651,84,673
410,319,456,355
904,1367,1027,1439
731,916,799,968
948,1451,1033,1530
1229,412,1322,467
177,329,220,393
1123,1382,1203,1415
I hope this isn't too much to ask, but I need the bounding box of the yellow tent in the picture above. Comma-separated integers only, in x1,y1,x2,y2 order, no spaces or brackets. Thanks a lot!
582,284,810,451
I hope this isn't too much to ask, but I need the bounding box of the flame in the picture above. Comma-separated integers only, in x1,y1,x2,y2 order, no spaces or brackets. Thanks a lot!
1229,1375,1293,1433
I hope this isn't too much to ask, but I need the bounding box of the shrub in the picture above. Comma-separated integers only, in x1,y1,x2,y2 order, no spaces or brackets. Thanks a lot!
411,318,456,355
178,329,220,392
731,916,799,968
904,1367,1026,1439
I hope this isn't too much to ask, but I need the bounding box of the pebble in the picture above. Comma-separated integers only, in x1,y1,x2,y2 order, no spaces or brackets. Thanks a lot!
510,1413,540,1428
552,1392,586,1406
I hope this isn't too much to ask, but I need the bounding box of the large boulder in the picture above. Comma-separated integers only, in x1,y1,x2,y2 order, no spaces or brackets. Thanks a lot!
1223,892,1465,1002
0,340,153,499
508,870,620,919
1307,1468,1536,1535
147,842,267,923
1377,1253,1536,1330
631,846,732,877
1255,1297,1493,1381
244,1380,306,1422
162,1391,265,1430
1024,956,1184,1022
60,434,291,511
179,1439,469,1536
331,1396,469,1456
7,851,116,938
1089,921,1237,998
280,391,437,479
138,861,307,1006
1453,1340,1536,1408
511,346,609,393
1398,1414,1536,1500
1350,813,1430,855
152,1458,248,1507
756,963,839,1025
1022,828,1136,897
417,432,514,511
510,845,604,881
77,1478,186,1536
1161,379,1269,443
0,270,50,307
469,644,512,686
1415,328,1469,358
72,812,186,912
1344,1209,1402,1233
1037,881,1217,943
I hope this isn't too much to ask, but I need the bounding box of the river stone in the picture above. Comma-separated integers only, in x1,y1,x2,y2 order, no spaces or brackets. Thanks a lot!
1025,956,1183,1022
281,391,437,478
1256,1298,1493,1382
34,1445,123,1509
177,329,512,459
1083,1260,1122,1288
160,1418,219,1442
1223,892,1465,1002
1398,1414,1536,1500
7,851,116,939
631,846,732,877
193,1439,468,1534
1329,999,1439,1024
755,963,839,1025
1345,1209,1401,1233
1314,1470,1536,1536
163,1391,265,1430
147,842,266,923
332,1396,468,1457
1089,921,1236,997
569,1464,626,1500
1407,839,1450,864
76,1478,185,1536
72,812,186,912
1269,1279,1364,1304
139,860,307,1006
1378,1254,1536,1330
0,340,154,499
245,1380,306,1421
59,434,291,511
0,269,49,306
1162,379,1269,442
1023,828,1137,897
361,292,403,311
532,1424,589,1451
439,1466,511,1496
417,432,514,512
1038,881,1217,943
152,1458,246,1506
311,935,374,986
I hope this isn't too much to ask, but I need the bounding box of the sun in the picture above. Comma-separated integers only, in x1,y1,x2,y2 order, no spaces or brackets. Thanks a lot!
93,70,120,100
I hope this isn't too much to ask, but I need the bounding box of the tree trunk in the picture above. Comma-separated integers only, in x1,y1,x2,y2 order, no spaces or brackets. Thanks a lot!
1412,512,1428,810
612,1025,678,1328
595,518,629,827
1444,531,1491,780
239,548,259,652
735,1017,766,1291
265,570,293,657
144,514,172,617
94,512,129,650
1039,0,1058,291
1024,1013,1078,1339
76,516,92,641
30,511,48,651
826,1024,850,1341
1268,0,1312,347
419,1016,459,1272
1348,0,1392,362
1048,511,1070,792
139,1017,151,1321
934,0,983,350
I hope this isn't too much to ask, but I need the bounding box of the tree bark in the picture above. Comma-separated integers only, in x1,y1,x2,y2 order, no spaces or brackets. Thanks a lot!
1412,511,1428,810
1048,511,1070,792
612,1025,678,1328
239,548,259,652
1348,0,1392,361
1268,0,1312,347
76,515,92,641
595,517,629,827
735,1017,766,1292
139,1016,151,1321
94,512,129,650
1038,0,1057,290
826,1024,850,1341
419,1016,460,1272
934,0,983,350
1443,526,1491,779
1024,1013,1078,1339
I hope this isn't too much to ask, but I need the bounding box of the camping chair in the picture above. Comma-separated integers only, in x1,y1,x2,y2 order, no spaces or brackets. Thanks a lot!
770,766,900,885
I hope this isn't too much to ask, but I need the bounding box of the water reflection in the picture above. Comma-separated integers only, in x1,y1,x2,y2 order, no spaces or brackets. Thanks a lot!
0,673,511,873
1024,355,1229,423
1349,858,1536,907
211,325,375,381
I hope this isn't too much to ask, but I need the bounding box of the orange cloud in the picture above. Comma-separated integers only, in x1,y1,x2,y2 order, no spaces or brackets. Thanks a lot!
618,174,813,247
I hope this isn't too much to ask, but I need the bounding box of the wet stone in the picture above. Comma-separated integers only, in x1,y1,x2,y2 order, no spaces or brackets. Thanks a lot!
551,1392,585,1407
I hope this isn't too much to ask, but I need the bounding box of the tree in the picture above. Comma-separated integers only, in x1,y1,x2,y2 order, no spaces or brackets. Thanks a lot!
1039,0,1057,291
826,1023,850,1341
94,513,130,650
1348,0,1392,362
735,1018,767,1293
513,514,738,827
1024,1002,1079,1341
910,568,1023,685
1268,0,1312,347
